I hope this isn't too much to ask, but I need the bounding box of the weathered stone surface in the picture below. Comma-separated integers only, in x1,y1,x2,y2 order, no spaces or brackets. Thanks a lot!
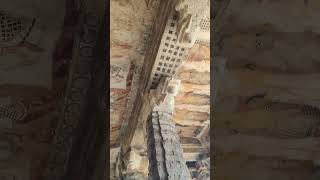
216,152,314,180
221,70,320,106
223,30,320,73
43,1,106,179
174,110,209,122
175,0,210,47
176,93,210,106
224,0,320,33
110,147,120,179
214,0,320,179
147,110,191,180
216,135,320,162
0,96,59,180
110,0,159,147
216,99,320,139
119,0,177,156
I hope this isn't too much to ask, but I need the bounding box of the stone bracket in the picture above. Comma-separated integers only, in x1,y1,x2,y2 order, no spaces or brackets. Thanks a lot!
175,0,210,47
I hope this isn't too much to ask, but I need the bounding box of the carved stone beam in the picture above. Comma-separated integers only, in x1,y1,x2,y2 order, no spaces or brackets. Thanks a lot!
119,77,181,178
42,0,105,179
175,0,210,47
120,0,177,155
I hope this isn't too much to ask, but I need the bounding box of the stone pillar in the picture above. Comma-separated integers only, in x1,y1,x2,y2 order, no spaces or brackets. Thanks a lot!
147,77,191,180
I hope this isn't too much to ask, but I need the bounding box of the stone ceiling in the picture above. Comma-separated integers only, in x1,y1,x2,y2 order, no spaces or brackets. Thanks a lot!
110,0,210,178
110,0,210,146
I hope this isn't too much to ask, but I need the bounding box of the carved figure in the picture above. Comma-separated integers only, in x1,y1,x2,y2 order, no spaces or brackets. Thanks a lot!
175,0,209,46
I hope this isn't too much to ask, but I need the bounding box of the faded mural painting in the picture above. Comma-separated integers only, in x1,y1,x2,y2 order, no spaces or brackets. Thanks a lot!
0,0,67,179
110,0,157,149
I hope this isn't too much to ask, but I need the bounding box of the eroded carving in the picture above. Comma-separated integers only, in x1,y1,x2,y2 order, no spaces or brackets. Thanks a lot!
43,10,101,180
147,77,191,180
0,97,28,128
175,0,209,46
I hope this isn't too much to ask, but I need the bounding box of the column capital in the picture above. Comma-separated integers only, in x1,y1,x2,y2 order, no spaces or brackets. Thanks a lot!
153,77,181,114
175,0,210,47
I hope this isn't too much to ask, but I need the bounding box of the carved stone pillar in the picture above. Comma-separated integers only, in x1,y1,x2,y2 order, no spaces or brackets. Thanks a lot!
147,77,191,180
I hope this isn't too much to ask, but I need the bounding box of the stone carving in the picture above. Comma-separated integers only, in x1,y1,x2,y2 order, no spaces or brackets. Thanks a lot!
192,153,210,180
121,149,148,179
147,77,191,180
217,97,320,139
121,63,142,128
302,105,320,137
148,11,188,89
154,77,180,113
0,97,27,128
43,9,101,180
123,172,147,180
259,102,320,138
137,26,153,55
0,12,25,44
145,0,159,9
174,0,209,47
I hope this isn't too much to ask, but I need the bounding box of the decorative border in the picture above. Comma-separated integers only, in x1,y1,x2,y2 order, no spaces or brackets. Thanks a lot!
43,7,101,179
